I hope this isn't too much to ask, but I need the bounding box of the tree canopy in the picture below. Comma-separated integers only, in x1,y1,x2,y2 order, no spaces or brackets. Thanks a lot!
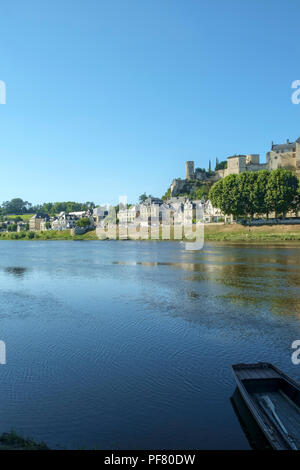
2,198,32,214
75,217,91,227
0,199,96,216
139,193,153,203
209,169,299,218
265,169,299,217
215,160,228,171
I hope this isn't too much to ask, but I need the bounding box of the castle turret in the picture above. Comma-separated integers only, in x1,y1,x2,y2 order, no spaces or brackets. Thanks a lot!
185,161,194,180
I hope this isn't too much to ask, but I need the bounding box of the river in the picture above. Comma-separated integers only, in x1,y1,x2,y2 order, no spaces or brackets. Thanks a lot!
0,240,299,449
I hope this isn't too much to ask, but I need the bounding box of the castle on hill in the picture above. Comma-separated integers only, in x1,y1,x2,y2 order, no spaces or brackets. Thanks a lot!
170,136,300,196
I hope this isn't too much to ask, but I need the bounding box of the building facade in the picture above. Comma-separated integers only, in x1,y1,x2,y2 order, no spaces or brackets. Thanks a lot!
266,137,300,177
118,205,140,226
29,215,45,231
170,136,300,196
218,154,267,178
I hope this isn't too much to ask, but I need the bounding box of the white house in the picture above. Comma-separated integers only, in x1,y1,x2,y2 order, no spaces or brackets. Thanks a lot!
203,200,225,223
118,205,140,226
51,212,78,231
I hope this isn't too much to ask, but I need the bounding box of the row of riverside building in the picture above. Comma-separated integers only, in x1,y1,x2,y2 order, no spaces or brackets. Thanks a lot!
106,197,228,228
24,197,227,234
6,134,300,234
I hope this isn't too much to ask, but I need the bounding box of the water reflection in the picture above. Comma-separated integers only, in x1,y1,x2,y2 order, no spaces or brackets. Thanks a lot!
231,389,271,450
4,267,27,278
113,246,300,319
0,241,299,449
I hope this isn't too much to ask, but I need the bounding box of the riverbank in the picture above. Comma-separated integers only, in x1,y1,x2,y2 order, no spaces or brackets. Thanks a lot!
1,224,300,242
0,230,98,241
0,431,48,450
204,224,300,242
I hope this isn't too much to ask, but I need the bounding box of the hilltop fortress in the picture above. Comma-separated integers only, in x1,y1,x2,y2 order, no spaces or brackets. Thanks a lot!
170,136,300,196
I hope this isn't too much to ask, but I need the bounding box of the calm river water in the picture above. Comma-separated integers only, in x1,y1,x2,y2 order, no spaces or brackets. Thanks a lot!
0,240,299,449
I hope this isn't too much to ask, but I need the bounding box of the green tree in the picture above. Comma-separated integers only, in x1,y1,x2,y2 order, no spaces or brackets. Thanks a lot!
215,160,228,171
265,169,299,217
139,193,147,203
252,170,271,217
237,172,258,219
209,179,224,211
291,186,300,215
75,217,91,227
209,174,248,218
2,198,31,214
191,184,210,201
139,193,152,203
221,174,243,218
162,188,171,201
210,169,299,220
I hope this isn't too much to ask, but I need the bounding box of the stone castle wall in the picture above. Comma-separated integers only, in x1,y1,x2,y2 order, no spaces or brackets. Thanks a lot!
267,151,296,172
170,138,300,197
266,138,300,176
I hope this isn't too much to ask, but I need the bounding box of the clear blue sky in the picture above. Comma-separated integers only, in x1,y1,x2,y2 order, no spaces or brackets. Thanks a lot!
0,0,299,205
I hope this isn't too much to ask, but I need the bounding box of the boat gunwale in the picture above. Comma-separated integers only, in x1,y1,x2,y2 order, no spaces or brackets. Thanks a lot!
232,362,300,450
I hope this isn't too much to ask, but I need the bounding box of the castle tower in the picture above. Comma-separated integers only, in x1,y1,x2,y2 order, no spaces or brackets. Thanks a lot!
185,161,194,180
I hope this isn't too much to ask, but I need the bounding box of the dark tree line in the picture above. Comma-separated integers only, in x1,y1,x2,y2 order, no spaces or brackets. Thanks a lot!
209,169,299,219
0,199,96,216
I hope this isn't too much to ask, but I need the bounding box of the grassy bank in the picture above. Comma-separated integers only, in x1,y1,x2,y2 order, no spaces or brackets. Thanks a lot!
1,225,300,242
0,431,48,450
0,230,98,240
204,224,300,242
